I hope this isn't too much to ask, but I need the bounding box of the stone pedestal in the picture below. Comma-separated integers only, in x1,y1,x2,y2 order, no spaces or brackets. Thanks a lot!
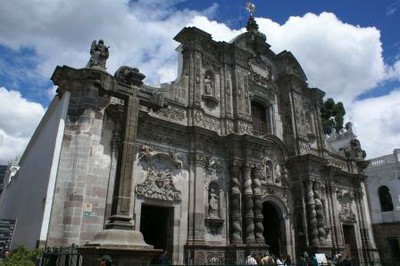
78,229,163,266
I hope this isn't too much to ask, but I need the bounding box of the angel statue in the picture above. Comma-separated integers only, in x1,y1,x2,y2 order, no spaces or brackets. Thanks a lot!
86,40,109,69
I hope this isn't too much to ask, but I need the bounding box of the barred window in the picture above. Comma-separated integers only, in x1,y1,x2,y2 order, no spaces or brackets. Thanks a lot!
251,101,269,135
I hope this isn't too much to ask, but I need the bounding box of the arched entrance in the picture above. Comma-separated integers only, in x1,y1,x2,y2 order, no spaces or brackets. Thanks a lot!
263,201,283,257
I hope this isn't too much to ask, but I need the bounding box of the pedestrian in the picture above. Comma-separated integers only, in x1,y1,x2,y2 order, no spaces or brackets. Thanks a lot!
245,253,258,265
276,255,284,266
159,250,169,265
98,254,113,266
261,252,274,265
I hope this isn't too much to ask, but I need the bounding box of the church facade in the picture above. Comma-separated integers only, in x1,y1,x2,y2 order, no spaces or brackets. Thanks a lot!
0,17,379,264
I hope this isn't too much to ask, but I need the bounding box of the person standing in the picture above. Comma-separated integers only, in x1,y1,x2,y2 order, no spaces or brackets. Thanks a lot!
246,254,258,265
98,254,112,266
159,250,169,265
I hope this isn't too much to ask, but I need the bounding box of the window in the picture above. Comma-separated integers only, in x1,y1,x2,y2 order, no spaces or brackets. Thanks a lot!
251,101,269,135
378,186,394,212
387,237,400,258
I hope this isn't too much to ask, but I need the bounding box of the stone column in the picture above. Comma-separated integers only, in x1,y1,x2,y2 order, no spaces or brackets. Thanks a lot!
243,162,255,244
229,160,242,244
253,164,264,243
306,180,319,246
313,181,326,244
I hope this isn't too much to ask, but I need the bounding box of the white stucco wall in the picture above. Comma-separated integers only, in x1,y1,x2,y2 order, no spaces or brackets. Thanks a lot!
0,92,70,249
365,149,400,224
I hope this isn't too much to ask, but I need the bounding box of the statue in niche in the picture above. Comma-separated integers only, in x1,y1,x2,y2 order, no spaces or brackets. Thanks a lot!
264,159,273,183
208,185,220,218
86,40,109,69
274,162,281,183
204,73,214,95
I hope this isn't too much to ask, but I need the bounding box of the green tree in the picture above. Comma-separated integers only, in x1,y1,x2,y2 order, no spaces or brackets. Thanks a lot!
320,98,346,135
0,245,42,266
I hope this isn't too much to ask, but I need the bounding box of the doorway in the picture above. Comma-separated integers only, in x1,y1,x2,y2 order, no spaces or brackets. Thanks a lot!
343,224,359,260
140,204,174,252
262,201,283,257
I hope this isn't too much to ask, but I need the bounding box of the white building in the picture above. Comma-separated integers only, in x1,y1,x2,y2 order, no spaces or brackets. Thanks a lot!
365,149,400,259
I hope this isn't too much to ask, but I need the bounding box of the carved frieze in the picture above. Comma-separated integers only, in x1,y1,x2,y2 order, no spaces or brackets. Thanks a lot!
156,106,186,122
327,155,348,170
207,252,225,265
238,121,252,135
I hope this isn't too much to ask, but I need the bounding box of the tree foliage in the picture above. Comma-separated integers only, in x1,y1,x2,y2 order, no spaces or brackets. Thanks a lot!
0,245,42,266
320,98,346,135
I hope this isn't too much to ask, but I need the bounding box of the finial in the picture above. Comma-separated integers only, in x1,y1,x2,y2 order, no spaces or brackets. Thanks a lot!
245,1,256,16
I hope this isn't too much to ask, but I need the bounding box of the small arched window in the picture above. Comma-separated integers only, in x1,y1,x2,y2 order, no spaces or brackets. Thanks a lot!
378,186,394,212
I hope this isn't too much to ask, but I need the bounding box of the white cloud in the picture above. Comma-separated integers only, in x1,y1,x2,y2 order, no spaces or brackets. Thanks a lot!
349,89,400,159
0,0,398,162
0,0,214,85
385,59,400,81
258,12,385,106
0,87,45,164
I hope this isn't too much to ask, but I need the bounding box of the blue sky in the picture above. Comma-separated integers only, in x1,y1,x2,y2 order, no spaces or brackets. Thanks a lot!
0,0,399,164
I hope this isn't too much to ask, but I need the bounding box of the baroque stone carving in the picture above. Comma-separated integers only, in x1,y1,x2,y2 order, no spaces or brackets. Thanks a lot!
86,40,109,69
253,164,265,243
306,181,319,246
341,138,367,160
206,157,222,174
156,106,186,122
207,252,225,265
243,164,255,243
313,181,327,244
229,161,242,243
208,182,220,218
336,188,356,223
137,151,183,201
138,144,154,159
136,168,181,201
169,150,183,169
114,66,146,86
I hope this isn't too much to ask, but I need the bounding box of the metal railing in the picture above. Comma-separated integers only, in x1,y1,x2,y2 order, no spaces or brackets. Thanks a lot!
39,244,82,266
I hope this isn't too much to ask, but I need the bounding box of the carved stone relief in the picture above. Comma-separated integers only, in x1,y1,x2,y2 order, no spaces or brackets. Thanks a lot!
156,105,186,123
238,121,252,135
207,252,225,265
336,188,356,223
261,155,285,185
136,153,183,201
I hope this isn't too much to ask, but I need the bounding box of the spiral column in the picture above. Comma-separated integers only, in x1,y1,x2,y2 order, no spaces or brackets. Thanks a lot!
252,164,264,243
243,163,255,244
229,161,242,244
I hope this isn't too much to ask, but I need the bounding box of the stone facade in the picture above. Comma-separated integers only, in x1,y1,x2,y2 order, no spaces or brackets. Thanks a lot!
365,149,400,259
0,16,380,265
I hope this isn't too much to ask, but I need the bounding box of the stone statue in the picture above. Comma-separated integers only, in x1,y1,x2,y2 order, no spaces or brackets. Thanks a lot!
204,74,213,95
86,40,109,69
208,188,219,218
